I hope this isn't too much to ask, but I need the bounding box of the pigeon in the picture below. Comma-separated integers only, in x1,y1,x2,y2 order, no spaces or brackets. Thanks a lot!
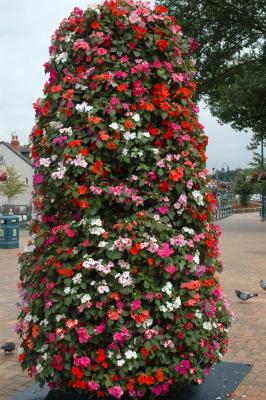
0,342,16,354
235,289,258,302
260,279,266,291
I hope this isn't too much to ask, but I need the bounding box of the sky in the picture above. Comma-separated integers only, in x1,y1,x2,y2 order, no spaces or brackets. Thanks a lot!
0,0,253,171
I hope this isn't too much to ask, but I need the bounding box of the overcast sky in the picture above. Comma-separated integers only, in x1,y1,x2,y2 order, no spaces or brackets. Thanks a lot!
0,0,253,171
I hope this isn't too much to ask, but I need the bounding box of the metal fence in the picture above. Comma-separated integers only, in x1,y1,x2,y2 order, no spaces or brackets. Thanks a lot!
214,204,233,220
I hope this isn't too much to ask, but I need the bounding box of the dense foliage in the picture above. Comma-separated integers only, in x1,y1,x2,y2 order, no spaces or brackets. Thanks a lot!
17,1,231,398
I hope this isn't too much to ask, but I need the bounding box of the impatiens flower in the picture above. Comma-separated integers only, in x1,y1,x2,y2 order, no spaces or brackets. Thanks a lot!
77,327,91,343
108,386,124,399
158,243,174,258
74,356,91,368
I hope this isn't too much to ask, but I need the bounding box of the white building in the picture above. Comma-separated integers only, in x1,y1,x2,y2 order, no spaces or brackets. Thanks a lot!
0,136,32,207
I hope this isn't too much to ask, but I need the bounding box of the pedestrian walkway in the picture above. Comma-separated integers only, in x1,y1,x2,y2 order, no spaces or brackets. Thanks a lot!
0,213,265,399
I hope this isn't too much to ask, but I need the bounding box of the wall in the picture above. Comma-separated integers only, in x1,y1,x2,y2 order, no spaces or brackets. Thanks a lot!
0,143,32,206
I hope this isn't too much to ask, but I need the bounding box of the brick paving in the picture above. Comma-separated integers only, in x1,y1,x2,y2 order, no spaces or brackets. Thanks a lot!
0,213,265,399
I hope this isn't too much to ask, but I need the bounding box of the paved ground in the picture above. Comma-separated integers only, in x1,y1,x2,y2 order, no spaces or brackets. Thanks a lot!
0,213,265,399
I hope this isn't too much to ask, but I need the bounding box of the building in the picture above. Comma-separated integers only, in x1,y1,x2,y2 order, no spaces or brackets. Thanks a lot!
0,136,32,207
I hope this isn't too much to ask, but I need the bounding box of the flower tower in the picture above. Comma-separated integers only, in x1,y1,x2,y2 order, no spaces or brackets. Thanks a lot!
17,1,231,398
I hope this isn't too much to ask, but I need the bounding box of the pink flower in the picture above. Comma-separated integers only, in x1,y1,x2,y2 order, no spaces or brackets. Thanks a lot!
48,333,56,343
120,55,129,62
33,174,44,185
157,243,174,258
153,60,161,68
108,386,124,399
157,205,169,215
77,327,90,344
146,292,153,300
88,380,100,391
186,254,194,263
74,356,91,368
97,48,107,55
131,299,141,311
165,265,176,275
152,385,162,395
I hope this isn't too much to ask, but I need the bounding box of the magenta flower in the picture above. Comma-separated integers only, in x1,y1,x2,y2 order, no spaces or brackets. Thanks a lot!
108,386,124,399
77,327,90,344
131,299,141,311
74,356,91,368
157,243,174,258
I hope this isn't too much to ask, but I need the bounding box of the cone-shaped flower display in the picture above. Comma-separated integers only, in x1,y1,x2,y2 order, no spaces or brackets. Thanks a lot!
17,1,231,398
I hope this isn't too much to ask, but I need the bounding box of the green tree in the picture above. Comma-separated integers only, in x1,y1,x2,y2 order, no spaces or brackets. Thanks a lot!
232,170,253,207
157,0,266,140
0,166,27,204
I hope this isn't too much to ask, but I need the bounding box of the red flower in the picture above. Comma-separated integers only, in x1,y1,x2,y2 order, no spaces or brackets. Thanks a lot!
71,366,84,380
154,5,168,13
134,26,147,39
159,181,169,192
79,200,89,209
91,20,100,30
130,243,142,255
92,160,103,174
51,354,64,371
155,39,168,51
169,167,184,182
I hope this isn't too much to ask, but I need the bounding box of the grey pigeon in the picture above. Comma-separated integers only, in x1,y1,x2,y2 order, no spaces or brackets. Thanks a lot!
260,279,266,290
1,342,16,354
235,289,258,302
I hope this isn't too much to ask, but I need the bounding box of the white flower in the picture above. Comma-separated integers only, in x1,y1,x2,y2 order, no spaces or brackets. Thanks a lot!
40,319,49,327
159,305,167,313
143,318,153,328
55,52,68,64
36,363,43,373
203,321,212,331
25,314,33,322
109,122,120,130
90,227,105,236
182,227,195,235
75,102,93,113
24,244,36,253
132,113,140,122
117,359,125,366
42,353,48,361
173,296,181,309
39,158,51,167
195,310,202,319
64,287,71,294
162,282,173,296
122,148,128,156
98,284,109,294
118,260,130,270
124,131,136,140
72,273,82,284
125,350,137,360
193,250,200,265
98,241,107,248
107,351,114,358
17,347,24,355
153,214,160,221
91,218,102,226
81,294,91,304
117,271,133,287
50,121,63,130
192,190,204,206
56,314,66,322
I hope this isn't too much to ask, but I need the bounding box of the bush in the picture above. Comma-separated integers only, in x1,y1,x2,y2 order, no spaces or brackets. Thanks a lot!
17,1,231,398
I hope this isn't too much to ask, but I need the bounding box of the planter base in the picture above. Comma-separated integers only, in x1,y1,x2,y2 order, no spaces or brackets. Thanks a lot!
10,362,252,400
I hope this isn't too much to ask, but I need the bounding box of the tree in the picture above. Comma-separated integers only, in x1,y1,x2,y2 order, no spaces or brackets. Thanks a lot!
0,166,26,204
17,2,230,397
156,0,266,140
232,171,253,207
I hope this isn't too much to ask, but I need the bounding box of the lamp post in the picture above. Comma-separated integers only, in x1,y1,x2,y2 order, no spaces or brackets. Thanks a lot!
261,139,265,221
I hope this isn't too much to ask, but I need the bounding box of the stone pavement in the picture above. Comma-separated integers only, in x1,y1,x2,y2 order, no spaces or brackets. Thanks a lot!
0,213,265,399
